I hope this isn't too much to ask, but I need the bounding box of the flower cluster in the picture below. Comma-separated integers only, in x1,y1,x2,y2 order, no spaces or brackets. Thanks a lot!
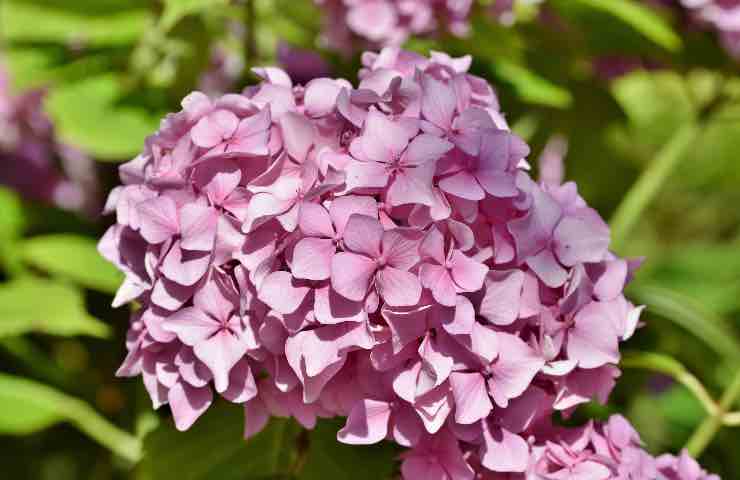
472,415,720,479
679,0,740,59
0,62,98,213
101,46,700,478
314,0,482,49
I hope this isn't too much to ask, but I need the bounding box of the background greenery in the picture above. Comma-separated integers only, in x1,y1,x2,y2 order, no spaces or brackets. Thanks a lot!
1,0,739,478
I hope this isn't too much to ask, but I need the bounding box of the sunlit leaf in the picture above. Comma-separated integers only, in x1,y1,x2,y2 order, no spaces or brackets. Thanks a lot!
0,277,110,338
46,74,162,161
568,0,681,51
160,0,230,31
21,234,123,295
491,59,572,108
0,1,151,47
0,373,141,462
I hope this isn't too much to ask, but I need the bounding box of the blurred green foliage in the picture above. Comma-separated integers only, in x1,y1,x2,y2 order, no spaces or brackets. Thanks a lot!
1,0,740,478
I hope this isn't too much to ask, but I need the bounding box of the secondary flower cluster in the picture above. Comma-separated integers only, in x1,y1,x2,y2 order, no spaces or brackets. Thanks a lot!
0,62,97,213
314,0,516,49
100,47,709,478
464,415,719,479
679,0,740,59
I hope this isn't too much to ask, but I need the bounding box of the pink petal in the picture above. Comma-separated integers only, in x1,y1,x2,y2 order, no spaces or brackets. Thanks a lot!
292,237,335,281
439,171,485,201
553,212,611,266
480,425,529,473
386,162,436,207
567,301,620,368
194,328,249,393
137,196,179,244
421,75,456,130
168,382,213,431
420,264,457,307
488,332,544,408
304,78,342,117
479,270,524,326
337,399,391,445
331,252,377,302
280,111,315,162
344,159,390,192
526,248,568,288
163,307,217,345
191,110,239,148
402,134,453,166
298,202,334,238
342,214,383,257
377,266,422,307
329,195,379,236
160,242,211,286
382,229,421,270
179,204,218,251
450,372,492,424
228,108,271,156
258,271,311,315
449,250,488,292
222,358,258,403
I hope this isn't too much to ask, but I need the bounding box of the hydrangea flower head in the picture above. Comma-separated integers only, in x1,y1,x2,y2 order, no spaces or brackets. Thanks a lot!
100,46,712,478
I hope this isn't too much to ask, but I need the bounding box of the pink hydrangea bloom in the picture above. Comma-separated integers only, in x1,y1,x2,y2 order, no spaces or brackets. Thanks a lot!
0,62,98,213
680,0,740,58
100,47,715,478
314,0,484,50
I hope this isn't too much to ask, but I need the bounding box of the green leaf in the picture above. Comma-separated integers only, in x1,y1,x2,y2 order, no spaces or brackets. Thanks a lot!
139,402,300,480
0,373,141,462
21,234,123,295
0,188,26,274
159,0,230,31
611,71,696,149
491,59,572,108
609,123,698,252
569,0,681,51
0,277,110,338
299,420,397,480
628,284,740,362
0,1,151,47
47,74,162,161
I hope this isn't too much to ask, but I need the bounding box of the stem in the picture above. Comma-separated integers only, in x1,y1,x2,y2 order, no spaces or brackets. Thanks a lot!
62,395,142,463
245,0,257,63
621,352,718,417
686,369,740,457
609,123,699,252
628,285,740,362
723,411,740,426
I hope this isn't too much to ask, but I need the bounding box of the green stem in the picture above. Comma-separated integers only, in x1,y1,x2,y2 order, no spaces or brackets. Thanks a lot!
686,369,740,457
610,123,699,252
628,284,740,362
245,0,257,63
621,351,718,417
61,395,142,463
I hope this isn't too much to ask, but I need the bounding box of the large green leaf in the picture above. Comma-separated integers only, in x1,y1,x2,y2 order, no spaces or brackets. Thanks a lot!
568,0,681,51
0,373,141,462
21,234,123,295
47,74,161,161
491,59,572,108
139,402,300,480
159,0,230,31
0,277,110,338
611,71,696,150
0,1,151,47
299,420,397,480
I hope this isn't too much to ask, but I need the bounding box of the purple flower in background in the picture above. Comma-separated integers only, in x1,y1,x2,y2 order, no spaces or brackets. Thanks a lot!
0,62,98,213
